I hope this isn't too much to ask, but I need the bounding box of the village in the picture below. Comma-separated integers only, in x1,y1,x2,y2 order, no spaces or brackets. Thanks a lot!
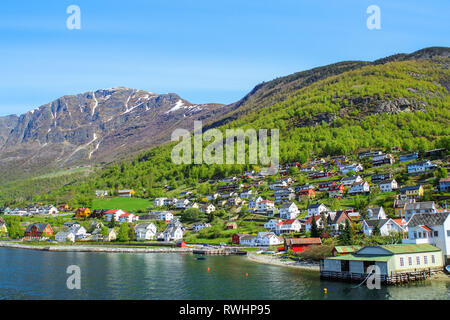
0,147,449,285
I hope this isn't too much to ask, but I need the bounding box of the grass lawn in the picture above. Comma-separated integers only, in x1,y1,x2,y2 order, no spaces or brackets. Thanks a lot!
92,197,152,212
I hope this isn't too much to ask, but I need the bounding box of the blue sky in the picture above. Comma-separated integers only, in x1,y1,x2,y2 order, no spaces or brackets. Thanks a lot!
0,0,448,116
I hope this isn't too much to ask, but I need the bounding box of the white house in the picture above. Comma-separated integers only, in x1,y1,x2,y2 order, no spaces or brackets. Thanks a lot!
269,181,288,190
341,175,362,186
379,179,398,192
154,198,167,207
95,190,108,198
118,213,137,223
305,215,326,232
55,231,75,242
348,181,370,194
193,222,212,232
367,207,387,220
176,199,190,209
338,163,363,174
248,196,263,210
240,190,256,199
407,161,437,174
206,193,220,201
240,235,257,246
200,204,216,214
163,198,178,206
254,232,283,246
274,219,302,234
135,223,157,240
362,219,406,237
104,209,127,221
403,212,450,263
264,219,282,231
256,200,275,213
161,221,184,242
306,203,330,218
280,202,300,220
404,202,438,221
68,225,87,239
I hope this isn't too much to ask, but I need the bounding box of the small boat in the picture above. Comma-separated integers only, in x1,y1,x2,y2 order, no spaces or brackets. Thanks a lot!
195,255,206,260
445,265,450,274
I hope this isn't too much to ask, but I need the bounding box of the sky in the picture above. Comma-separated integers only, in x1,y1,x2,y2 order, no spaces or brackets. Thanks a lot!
0,0,449,116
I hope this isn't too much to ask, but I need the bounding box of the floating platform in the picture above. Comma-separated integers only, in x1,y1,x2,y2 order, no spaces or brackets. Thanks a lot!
193,248,247,256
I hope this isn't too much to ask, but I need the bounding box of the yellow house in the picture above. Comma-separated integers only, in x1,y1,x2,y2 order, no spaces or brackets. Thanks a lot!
75,207,91,218
400,185,424,197
118,189,135,197
0,222,7,237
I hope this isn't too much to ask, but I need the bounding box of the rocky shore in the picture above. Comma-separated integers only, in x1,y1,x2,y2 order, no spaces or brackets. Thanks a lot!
0,241,193,253
247,252,320,272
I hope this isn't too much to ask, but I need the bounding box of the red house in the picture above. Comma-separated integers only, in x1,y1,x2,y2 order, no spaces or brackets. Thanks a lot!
232,233,250,245
24,224,53,240
297,188,316,199
284,238,322,253
177,241,187,248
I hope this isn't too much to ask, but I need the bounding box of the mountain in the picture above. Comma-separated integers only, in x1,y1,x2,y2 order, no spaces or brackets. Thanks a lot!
0,47,449,204
0,87,229,180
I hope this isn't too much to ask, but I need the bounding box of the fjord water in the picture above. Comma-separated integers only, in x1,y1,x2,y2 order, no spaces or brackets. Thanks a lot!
0,247,448,300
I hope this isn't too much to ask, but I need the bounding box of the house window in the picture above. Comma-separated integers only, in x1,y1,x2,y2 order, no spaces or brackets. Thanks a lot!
431,255,436,264
400,258,404,267
424,256,428,265
416,256,420,265
413,232,417,239
408,257,413,266
434,231,438,237
447,230,450,237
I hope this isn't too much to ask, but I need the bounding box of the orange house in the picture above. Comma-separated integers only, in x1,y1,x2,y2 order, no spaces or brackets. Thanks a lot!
75,207,91,218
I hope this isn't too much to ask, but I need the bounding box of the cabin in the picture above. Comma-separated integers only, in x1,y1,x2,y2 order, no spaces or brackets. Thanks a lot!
306,203,330,218
225,222,238,230
75,207,91,219
118,189,135,197
24,224,53,240
55,231,75,242
232,233,250,245
407,161,436,174
285,238,322,253
321,244,443,284
362,219,406,237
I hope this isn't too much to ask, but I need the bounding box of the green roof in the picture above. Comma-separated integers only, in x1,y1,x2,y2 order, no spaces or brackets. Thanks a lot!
379,244,441,254
334,245,362,254
327,255,391,262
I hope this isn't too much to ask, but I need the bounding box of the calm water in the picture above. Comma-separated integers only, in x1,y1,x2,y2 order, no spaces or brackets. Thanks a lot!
0,247,448,300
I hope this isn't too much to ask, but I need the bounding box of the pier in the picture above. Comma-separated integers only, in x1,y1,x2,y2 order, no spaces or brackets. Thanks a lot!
193,248,247,255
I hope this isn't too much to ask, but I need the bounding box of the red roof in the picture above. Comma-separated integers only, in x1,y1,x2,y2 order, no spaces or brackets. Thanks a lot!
105,209,128,214
258,200,274,203
305,215,322,224
419,225,432,231
286,238,322,245
277,219,297,226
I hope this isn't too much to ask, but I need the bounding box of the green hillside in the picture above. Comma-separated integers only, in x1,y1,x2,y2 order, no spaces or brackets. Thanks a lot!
26,56,449,205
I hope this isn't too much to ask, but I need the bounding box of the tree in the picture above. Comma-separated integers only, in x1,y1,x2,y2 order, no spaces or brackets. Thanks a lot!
109,215,117,228
434,167,448,180
372,222,381,237
310,215,320,238
117,223,130,242
100,226,109,238
128,224,136,241
181,208,201,223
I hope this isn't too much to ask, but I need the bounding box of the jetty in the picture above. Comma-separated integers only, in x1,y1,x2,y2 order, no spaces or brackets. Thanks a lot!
193,247,247,255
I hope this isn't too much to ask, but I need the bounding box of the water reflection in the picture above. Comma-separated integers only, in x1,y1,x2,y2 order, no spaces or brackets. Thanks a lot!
0,248,448,300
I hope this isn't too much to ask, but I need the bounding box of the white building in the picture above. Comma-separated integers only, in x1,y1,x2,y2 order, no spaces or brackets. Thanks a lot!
254,232,283,246
55,231,75,242
176,199,190,209
193,222,212,232
362,219,406,237
274,219,302,234
280,202,300,220
306,203,330,218
379,179,398,192
367,207,387,220
135,223,157,240
264,219,282,231
256,200,275,213
404,202,438,221
348,181,370,194
248,196,263,210
403,212,450,263
154,198,167,207
407,161,437,173
341,175,362,186
200,204,216,214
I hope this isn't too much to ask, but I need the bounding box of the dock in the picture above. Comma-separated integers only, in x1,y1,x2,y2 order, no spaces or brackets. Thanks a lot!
193,248,247,255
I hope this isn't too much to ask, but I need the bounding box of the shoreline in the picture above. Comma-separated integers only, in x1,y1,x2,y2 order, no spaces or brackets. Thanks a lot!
0,241,193,253
247,252,320,272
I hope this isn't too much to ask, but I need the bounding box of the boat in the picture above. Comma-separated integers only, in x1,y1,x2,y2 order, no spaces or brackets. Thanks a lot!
445,265,450,274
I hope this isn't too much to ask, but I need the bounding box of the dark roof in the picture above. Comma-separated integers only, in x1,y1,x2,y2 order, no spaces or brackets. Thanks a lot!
407,212,449,227
404,201,435,211
25,224,50,233
364,219,389,228
307,203,325,209
401,185,422,191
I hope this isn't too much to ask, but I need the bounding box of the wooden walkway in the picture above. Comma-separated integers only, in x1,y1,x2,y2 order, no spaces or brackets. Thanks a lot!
319,264,441,285
193,248,247,255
